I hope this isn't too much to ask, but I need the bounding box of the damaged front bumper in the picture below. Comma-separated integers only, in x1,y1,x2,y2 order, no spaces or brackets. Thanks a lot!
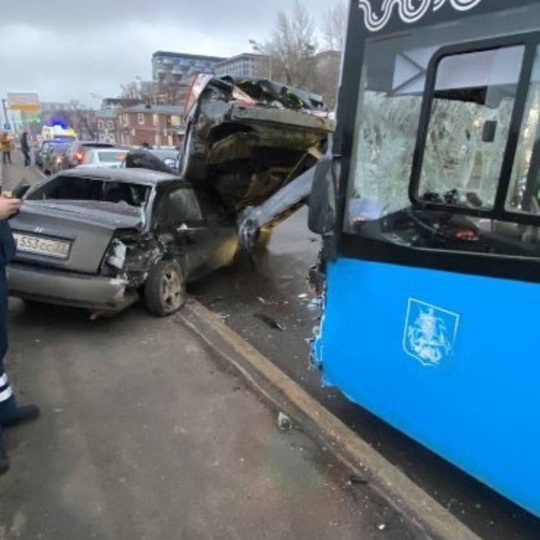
8,263,135,311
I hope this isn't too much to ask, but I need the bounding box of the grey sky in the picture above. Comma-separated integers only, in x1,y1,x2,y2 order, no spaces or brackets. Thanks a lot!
0,0,337,107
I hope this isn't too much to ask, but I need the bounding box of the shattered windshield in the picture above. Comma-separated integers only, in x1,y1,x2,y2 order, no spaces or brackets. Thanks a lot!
346,10,540,234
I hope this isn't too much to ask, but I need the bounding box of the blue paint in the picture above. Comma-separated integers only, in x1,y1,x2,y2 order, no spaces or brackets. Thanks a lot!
314,258,540,516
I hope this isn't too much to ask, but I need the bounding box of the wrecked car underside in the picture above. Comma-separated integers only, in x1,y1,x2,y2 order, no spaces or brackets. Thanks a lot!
179,76,334,245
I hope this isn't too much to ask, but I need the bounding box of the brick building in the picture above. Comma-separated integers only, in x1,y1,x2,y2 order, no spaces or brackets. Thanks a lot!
96,109,118,144
117,105,184,148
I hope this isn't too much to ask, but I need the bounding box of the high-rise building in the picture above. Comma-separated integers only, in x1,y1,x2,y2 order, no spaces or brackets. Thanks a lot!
152,51,225,83
214,53,266,79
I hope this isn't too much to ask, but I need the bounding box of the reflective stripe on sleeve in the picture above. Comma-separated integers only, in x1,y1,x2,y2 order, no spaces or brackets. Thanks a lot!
0,386,13,402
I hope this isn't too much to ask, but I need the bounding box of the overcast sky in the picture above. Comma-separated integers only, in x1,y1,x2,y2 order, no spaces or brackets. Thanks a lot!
0,0,337,108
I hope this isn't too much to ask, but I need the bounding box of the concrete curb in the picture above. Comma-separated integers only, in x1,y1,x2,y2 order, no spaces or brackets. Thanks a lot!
179,300,482,540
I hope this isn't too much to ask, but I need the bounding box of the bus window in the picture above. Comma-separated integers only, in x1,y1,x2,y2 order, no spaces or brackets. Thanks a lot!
346,34,426,228
417,46,524,210
507,45,540,215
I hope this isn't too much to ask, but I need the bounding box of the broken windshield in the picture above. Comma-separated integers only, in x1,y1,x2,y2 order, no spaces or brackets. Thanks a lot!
345,7,540,238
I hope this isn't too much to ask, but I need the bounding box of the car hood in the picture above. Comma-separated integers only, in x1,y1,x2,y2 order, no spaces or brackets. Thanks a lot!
9,201,145,274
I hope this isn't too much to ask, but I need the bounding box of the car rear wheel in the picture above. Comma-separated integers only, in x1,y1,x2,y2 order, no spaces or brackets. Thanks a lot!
144,260,186,317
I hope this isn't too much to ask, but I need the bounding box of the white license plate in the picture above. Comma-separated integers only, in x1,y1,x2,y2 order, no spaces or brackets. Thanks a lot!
13,233,71,260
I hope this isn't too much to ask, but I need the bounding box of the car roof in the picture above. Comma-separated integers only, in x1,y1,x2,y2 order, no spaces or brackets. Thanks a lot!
57,167,186,186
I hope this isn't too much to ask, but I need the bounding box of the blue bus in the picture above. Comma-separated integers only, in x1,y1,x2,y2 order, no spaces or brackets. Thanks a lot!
308,0,540,517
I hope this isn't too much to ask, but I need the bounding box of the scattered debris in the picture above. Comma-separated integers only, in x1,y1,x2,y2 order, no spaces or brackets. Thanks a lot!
278,412,293,431
377,523,386,531
255,313,286,331
348,474,369,485
216,313,230,321
298,293,308,299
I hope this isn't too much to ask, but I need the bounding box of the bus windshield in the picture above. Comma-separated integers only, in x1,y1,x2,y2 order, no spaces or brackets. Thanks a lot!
345,6,540,256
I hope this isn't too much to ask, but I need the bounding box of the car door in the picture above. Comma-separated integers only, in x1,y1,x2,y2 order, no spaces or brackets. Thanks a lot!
154,184,223,281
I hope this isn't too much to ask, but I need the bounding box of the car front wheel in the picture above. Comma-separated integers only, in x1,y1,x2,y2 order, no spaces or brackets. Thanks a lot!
144,260,186,317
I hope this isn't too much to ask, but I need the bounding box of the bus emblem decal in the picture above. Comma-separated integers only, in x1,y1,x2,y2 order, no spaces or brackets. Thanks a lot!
358,0,483,32
403,299,460,367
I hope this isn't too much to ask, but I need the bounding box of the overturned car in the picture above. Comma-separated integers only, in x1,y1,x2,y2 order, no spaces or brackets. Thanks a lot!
8,168,238,316
171,75,333,246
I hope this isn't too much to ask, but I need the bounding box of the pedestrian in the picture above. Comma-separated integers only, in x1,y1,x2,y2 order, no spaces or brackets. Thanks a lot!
0,194,39,475
20,131,31,167
1,132,12,165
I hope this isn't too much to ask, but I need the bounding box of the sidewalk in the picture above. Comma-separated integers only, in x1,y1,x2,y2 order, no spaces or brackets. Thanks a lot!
0,154,44,191
0,299,423,540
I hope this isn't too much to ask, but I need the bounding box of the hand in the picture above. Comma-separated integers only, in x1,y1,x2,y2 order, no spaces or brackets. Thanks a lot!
0,198,22,220
1,191,13,199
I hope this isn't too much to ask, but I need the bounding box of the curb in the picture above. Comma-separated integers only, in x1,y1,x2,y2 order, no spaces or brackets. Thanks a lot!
178,300,482,540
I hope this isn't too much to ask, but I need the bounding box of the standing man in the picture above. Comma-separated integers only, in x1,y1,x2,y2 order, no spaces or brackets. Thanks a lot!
0,195,39,474
1,132,12,165
20,131,31,167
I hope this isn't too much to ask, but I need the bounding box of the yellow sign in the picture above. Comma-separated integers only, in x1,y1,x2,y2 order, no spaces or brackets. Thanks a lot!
7,92,41,112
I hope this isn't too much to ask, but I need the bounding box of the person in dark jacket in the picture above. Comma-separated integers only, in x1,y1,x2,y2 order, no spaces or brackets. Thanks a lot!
0,195,40,475
20,131,31,167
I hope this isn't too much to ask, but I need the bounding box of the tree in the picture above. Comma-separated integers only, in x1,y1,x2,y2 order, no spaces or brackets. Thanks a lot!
323,1,347,51
267,1,319,89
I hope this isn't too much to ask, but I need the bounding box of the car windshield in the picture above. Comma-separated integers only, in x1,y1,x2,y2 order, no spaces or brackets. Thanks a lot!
29,175,151,208
97,151,126,163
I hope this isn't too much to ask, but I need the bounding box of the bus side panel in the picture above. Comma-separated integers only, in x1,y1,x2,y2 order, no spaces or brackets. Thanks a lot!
315,258,540,517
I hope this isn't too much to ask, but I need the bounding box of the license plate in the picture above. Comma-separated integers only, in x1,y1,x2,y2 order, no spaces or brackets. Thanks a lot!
13,233,71,260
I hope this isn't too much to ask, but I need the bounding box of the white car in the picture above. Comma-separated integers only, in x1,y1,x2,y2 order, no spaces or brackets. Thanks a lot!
77,148,127,169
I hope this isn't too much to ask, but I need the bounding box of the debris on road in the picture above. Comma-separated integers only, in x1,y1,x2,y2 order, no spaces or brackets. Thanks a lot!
278,412,293,431
254,313,286,331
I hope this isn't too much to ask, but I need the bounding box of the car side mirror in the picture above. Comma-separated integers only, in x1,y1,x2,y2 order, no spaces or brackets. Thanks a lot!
308,155,338,235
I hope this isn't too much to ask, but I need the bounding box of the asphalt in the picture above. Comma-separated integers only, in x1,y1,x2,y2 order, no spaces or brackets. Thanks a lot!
0,158,425,539
1,301,422,540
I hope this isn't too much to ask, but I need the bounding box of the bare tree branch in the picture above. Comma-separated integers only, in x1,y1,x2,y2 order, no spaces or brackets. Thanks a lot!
323,1,348,51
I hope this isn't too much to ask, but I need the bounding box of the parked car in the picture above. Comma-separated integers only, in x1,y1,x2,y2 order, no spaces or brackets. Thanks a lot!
7,168,238,317
43,142,71,175
78,148,128,169
66,141,115,168
35,140,54,169
121,148,179,173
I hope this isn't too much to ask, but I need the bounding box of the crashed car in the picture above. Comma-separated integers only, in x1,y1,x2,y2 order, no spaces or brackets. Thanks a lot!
7,168,238,317
177,75,334,220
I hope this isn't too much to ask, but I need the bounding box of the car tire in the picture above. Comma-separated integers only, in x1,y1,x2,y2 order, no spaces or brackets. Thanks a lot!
144,260,186,317
178,124,207,181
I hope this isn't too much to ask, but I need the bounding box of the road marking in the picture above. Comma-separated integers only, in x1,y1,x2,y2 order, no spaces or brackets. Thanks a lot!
179,299,482,540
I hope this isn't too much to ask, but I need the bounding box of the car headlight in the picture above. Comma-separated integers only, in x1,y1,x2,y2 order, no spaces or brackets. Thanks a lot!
106,239,127,270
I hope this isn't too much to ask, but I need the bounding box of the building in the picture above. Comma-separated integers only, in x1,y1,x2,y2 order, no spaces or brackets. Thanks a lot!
138,80,191,107
96,109,119,144
214,53,267,78
152,51,225,83
117,105,185,148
